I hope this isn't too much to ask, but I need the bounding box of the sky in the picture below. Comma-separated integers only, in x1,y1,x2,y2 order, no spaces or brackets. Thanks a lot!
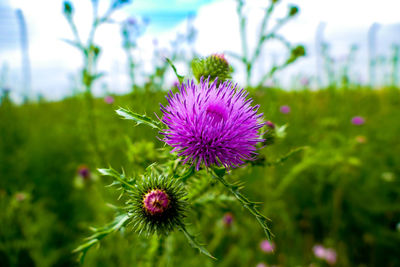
0,0,400,101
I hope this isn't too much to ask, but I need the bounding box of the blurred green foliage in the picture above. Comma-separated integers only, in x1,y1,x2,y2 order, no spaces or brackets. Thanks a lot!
0,88,399,266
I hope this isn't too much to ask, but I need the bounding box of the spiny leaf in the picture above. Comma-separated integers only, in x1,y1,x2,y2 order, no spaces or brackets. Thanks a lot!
179,225,216,260
73,214,130,263
166,58,184,84
98,167,136,190
116,108,161,130
178,166,195,182
275,124,288,139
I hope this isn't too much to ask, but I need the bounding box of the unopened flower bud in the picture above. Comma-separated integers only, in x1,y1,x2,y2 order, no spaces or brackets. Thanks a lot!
289,5,299,16
191,54,232,85
132,175,187,235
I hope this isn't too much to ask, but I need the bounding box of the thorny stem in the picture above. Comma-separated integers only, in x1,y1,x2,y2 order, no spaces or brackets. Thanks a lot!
211,169,273,240
233,0,299,87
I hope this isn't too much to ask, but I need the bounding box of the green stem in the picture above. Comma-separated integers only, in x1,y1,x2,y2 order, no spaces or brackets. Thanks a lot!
178,224,216,259
211,169,273,240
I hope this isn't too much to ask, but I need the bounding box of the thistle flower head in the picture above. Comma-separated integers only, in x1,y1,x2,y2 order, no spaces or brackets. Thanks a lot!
191,54,232,85
131,174,187,235
260,239,275,253
351,116,365,125
160,78,265,170
280,105,291,114
77,165,90,179
104,96,114,104
288,5,299,16
313,245,326,259
223,212,234,227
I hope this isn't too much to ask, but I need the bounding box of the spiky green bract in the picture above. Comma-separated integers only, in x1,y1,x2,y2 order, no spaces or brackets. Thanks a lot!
130,174,187,236
191,54,232,85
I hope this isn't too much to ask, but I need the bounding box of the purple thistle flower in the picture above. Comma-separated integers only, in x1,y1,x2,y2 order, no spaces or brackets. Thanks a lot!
143,189,170,215
104,95,114,104
351,116,365,125
77,165,90,179
313,245,326,259
325,248,337,265
223,212,234,226
260,239,275,253
280,105,291,114
256,263,268,267
160,78,265,170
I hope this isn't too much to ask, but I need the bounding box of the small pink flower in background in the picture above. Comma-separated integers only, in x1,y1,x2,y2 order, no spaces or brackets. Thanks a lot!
104,96,114,104
256,263,268,267
351,116,365,125
313,244,337,265
223,212,234,227
266,121,275,129
313,245,326,259
325,248,337,265
77,165,90,180
280,105,291,114
260,240,275,253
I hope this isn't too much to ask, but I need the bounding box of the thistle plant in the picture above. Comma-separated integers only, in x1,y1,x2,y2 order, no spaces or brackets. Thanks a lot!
74,57,287,263
228,0,306,87
121,17,149,92
62,0,132,163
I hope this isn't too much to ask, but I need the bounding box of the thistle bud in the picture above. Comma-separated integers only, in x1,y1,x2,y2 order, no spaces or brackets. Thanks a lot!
286,45,306,64
63,1,73,17
263,121,276,146
288,5,299,17
191,54,232,85
131,174,187,235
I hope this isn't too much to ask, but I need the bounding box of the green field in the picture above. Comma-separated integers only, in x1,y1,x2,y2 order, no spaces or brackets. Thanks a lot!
1,87,399,266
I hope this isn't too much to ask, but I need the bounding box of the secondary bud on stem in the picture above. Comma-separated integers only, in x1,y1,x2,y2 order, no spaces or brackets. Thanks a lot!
191,54,233,85
131,174,187,235
289,5,299,16
63,1,74,17
286,45,306,64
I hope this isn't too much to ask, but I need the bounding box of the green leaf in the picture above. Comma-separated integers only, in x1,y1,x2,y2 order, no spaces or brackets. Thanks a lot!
73,214,130,263
116,108,161,130
166,58,184,84
275,124,287,139
179,166,195,182
179,225,216,260
98,167,136,190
